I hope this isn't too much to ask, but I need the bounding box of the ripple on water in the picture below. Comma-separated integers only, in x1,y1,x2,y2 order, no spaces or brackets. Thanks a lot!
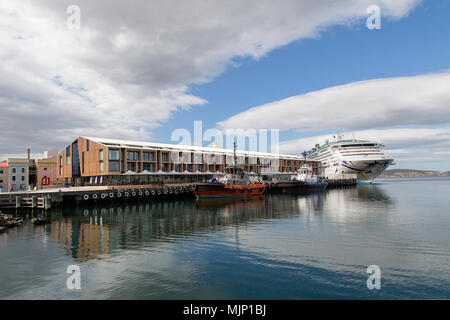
1,180,450,299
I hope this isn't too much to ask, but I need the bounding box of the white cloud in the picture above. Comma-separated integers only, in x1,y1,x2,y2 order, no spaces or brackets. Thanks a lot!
278,128,450,170
218,72,450,131
0,0,420,158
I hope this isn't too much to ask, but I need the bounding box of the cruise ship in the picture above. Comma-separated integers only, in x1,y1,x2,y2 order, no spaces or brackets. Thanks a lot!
305,135,394,183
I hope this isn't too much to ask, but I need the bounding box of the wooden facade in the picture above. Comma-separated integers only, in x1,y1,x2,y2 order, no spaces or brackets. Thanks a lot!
56,137,321,185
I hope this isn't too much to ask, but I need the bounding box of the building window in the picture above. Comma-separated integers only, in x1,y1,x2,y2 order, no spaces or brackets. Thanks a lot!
82,152,85,174
127,162,135,172
12,168,16,174
21,176,25,181
87,140,90,151
143,163,154,172
108,149,121,172
21,168,25,173
181,152,192,164
162,163,168,172
59,156,63,175
99,150,104,172
109,149,120,171
44,167,47,171
66,146,71,165
109,161,120,172
109,149,120,160
143,152,154,162
162,153,168,162
0,169,3,174
194,154,203,164
12,176,16,181
127,151,139,161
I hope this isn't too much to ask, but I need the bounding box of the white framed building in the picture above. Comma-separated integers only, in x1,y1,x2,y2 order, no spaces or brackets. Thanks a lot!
6,158,30,192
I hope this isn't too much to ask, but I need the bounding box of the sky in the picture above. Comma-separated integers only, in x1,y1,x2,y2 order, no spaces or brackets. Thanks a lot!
0,0,449,170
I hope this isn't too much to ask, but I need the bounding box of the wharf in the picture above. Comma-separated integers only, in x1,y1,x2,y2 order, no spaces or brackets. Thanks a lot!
265,177,357,192
0,178,357,209
0,185,194,209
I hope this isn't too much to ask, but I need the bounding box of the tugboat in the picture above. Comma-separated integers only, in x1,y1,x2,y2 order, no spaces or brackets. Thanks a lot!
277,164,328,193
296,164,328,190
193,143,266,199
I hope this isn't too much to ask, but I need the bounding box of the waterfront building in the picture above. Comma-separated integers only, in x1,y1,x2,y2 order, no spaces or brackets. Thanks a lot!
0,161,8,192
56,136,321,186
6,158,30,191
36,156,58,189
0,148,41,192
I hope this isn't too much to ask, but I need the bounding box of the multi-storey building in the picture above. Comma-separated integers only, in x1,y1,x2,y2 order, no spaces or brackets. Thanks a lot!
0,161,8,192
36,157,58,188
6,158,30,191
56,136,321,186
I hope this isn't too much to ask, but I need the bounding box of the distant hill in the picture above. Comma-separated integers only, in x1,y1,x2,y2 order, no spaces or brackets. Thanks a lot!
379,169,450,178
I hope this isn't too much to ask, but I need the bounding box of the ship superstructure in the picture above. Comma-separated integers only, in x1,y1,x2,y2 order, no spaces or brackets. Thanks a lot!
306,135,394,183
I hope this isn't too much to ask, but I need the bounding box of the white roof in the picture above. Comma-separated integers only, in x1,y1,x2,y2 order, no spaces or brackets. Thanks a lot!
82,136,306,160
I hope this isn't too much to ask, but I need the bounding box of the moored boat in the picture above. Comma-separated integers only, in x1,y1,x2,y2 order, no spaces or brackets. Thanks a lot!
278,165,328,193
193,143,266,200
305,134,394,183
193,166,265,199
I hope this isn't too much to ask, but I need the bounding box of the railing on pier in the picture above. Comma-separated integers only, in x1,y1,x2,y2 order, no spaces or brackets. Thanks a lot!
0,195,53,210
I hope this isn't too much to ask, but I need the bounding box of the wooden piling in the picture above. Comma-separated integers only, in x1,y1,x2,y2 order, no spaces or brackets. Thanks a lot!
15,196,21,208
44,197,52,210
32,196,37,208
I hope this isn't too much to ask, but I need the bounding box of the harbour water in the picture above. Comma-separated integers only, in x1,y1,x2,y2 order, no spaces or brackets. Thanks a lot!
1,177,449,299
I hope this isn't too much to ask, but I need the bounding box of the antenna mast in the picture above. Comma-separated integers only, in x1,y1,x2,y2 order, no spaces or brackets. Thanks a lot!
233,141,237,166
301,151,308,161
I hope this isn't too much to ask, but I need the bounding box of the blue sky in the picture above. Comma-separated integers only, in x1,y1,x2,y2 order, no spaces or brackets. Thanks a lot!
157,0,449,137
1,0,449,170
151,1,450,170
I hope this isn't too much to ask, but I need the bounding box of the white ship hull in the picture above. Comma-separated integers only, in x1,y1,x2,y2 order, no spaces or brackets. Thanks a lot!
306,136,394,183
337,159,393,182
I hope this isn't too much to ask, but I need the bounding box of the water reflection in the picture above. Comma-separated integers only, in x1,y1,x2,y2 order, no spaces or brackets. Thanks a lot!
356,184,394,204
2,179,450,300
44,196,303,262
8,185,394,263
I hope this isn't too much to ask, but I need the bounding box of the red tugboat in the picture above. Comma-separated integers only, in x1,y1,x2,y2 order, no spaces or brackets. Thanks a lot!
193,143,266,199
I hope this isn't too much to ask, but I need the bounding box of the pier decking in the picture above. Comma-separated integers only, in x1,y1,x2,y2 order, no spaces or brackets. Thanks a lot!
0,178,356,209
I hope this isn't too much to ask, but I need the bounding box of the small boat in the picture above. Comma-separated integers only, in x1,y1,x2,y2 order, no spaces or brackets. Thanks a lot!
193,143,266,199
278,165,328,193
